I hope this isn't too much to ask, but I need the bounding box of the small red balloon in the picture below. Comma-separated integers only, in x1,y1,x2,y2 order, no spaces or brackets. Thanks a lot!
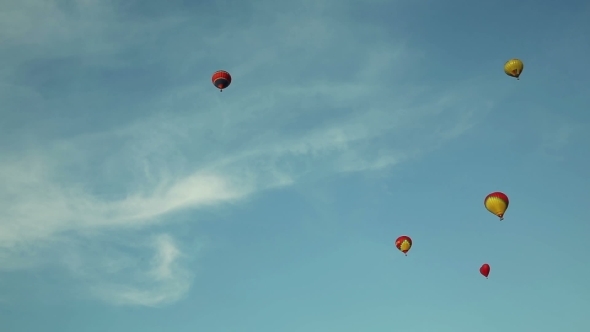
480,263,490,278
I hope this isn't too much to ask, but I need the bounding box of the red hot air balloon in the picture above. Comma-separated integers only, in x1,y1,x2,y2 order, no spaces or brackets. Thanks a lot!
212,70,231,92
395,235,412,256
480,263,490,278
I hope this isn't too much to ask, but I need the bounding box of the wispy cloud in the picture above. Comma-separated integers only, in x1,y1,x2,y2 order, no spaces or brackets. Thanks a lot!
61,233,194,307
0,0,496,306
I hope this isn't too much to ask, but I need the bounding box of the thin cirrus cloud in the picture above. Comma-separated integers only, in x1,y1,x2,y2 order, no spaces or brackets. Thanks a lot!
0,0,495,306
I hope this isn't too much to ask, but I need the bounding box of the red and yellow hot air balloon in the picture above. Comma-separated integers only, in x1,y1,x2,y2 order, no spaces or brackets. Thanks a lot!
211,70,231,92
480,263,490,278
395,235,412,256
484,192,509,220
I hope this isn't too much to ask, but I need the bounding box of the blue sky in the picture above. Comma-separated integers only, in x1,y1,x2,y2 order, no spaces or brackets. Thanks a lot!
1,0,589,331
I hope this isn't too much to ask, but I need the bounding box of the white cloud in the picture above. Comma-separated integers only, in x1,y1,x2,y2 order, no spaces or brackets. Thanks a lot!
0,0,497,306
62,234,194,307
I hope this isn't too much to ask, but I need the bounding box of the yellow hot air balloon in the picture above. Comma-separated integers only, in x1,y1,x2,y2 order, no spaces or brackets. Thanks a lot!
484,192,509,220
504,59,524,80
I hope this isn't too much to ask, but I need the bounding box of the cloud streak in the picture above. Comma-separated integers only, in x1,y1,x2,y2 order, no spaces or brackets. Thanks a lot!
90,234,193,307
59,233,194,307
0,0,496,306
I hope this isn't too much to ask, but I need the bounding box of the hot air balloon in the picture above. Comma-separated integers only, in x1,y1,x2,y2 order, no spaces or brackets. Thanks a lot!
212,70,231,92
480,263,490,278
395,235,412,256
504,59,524,80
484,192,509,220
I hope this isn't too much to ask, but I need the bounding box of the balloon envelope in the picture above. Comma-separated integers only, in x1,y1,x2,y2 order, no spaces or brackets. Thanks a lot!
480,263,490,278
504,59,524,79
395,235,412,255
484,192,509,220
211,70,232,91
